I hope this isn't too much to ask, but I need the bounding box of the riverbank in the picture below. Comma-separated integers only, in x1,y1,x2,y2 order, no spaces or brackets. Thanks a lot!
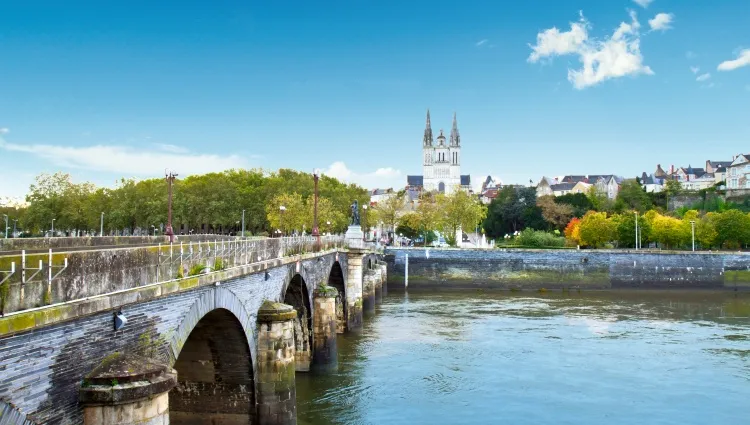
384,247,750,290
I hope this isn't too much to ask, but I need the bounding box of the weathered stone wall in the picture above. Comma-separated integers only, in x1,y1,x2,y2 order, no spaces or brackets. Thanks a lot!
0,252,347,425
0,235,236,252
384,248,750,290
0,238,321,315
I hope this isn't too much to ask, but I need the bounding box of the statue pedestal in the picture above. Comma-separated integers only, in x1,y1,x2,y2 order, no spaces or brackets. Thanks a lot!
345,225,364,248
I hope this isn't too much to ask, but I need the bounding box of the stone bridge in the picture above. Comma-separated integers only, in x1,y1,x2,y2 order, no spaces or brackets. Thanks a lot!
0,236,387,425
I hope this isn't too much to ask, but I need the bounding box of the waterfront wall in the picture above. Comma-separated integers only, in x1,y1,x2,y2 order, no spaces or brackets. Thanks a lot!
384,248,750,290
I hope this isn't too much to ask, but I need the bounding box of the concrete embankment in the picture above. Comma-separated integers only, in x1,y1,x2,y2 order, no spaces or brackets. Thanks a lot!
384,248,750,290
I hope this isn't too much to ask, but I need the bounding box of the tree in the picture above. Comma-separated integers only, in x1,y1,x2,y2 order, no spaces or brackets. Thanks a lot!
578,211,615,248
586,186,612,213
414,194,440,243
537,195,574,230
615,179,652,213
564,217,581,246
396,212,436,245
373,194,403,237
554,193,593,217
436,191,487,247
650,213,688,249
266,193,306,235
611,211,651,248
713,209,750,249
483,186,543,238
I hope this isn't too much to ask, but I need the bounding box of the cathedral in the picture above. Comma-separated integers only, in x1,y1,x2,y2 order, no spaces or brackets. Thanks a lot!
406,110,471,194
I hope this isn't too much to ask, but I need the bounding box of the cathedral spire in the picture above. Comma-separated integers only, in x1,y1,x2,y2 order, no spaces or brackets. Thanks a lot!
423,109,434,147
449,112,460,146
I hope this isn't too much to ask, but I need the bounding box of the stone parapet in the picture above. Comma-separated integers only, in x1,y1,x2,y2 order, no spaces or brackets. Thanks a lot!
362,270,377,315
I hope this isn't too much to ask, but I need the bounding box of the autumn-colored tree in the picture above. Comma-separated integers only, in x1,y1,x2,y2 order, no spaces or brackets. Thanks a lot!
650,213,688,249
578,211,615,248
563,217,581,246
537,195,574,230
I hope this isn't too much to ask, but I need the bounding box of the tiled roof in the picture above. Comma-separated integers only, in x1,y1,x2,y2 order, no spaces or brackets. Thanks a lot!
551,183,575,191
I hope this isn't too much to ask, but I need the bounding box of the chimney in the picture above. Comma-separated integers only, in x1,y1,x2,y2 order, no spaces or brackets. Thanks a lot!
670,164,674,174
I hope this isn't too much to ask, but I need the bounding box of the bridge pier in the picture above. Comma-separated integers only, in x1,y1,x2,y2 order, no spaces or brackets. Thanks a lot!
378,261,388,297
256,301,298,425
79,353,176,425
311,286,338,372
373,267,383,305
345,249,366,331
362,269,377,315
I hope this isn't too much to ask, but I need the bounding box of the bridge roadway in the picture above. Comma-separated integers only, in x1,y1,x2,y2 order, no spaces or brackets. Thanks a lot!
0,235,386,425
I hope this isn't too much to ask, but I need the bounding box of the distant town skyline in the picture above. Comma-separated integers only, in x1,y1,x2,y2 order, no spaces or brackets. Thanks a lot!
1,0,749,198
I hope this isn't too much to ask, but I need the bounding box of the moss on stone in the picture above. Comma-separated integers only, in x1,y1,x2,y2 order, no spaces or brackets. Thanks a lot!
724,270,750,287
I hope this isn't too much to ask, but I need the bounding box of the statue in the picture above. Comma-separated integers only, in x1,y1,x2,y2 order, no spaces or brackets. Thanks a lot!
350,200,360,226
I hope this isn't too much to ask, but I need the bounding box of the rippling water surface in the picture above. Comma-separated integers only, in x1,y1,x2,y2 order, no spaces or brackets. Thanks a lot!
296,291,750,425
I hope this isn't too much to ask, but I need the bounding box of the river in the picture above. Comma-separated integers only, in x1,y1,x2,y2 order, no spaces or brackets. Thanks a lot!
296,291,750,425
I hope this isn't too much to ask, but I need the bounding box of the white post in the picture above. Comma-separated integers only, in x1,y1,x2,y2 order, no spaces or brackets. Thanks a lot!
404,254,409,288
691,221,696,252
634,212,639,250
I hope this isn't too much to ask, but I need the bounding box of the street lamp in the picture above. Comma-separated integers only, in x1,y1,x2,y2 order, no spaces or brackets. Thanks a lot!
2,214,7,239
634,211,639,250
241,209,245,238
51,218,56,237
362,205,368,241
690,220,696,252
12,219,18,238
312,169,320,238
326,221,331,235
100,212,104,236
279,205,286,237
165,170,178,243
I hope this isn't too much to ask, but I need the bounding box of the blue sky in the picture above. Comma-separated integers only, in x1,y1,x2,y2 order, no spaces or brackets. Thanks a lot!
1,0,749,198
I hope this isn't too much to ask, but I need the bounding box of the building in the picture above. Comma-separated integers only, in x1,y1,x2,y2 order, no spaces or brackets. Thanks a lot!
640,172,664,193
571,181,592,195
406,110,471,194
479,175,503,204
540,174,622,199
706,160,731,184
727,154,750,191
369,188,396,206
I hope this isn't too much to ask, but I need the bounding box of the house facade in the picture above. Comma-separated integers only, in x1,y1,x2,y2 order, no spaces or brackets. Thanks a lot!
727,154,750,190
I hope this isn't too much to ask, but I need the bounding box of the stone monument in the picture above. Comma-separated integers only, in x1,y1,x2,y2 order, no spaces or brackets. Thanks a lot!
344,200,364,247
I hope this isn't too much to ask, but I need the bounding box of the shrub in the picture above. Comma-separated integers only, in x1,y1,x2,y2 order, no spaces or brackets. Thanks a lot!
516,228,565,248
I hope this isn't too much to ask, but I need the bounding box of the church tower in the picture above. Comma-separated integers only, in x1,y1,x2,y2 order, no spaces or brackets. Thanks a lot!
418,110,464,194
449,112,461,184
422,110,434,181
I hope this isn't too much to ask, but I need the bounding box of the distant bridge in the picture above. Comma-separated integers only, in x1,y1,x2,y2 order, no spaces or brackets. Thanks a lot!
0,235,385,425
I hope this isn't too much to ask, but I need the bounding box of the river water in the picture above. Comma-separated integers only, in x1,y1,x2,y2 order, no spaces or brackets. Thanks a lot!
296,291,750,425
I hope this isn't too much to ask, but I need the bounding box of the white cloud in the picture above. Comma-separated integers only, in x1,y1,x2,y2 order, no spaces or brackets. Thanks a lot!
633,0,654,8
690,66,700,74
686,51,697,59
0,138,249,176
648,13,674,31
717,49,750,71
323,161,403,190
154,143,190,154
528,11,654,89
0,128,8,134
696,72,711,82
476,39,488,47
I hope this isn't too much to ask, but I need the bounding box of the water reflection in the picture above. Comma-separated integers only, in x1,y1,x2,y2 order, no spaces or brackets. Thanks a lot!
297,291,750,425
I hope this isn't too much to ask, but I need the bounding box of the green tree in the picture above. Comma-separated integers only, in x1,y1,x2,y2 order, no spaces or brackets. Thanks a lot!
373,194,404,237
650,213,688,249
713,209,750,249
554,193,593,217
483,186,543,238
615,179,652,213
537,195,574,230
266,192,306,235
435,191,486,247
578,211,615,248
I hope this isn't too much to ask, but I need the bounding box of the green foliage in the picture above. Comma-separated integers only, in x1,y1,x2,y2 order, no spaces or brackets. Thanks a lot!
0,281,9,314
18,168,368,236
713,209,750,249
516,228,565,248
483,186,544,238
554,193,593,218
176,265,185,279
110,379,119,387
395,214,436,245
435,190,487,247
537,195,573,231
188,264,207,276
614,179,651,213
213,258,225,271
578,211,616,248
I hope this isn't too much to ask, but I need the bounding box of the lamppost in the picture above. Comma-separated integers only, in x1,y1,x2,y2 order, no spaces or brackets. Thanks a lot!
690,220,696,252
241,209,245,238
634,211,639,250
279,205,286,237
362,205,368,241
12,219,18,238
165,170,178,243
326,221,331,235
100,212,104,236
312,169,320,239
51,218,56,237
2,214,7,239
151,225,156,236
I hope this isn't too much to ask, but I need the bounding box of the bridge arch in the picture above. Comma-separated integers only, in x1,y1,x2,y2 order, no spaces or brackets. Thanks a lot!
168,287,256,424
328,261,347,333
282,271,313,371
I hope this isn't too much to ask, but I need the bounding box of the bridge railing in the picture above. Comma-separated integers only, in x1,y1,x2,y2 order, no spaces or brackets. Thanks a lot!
0,235,347,316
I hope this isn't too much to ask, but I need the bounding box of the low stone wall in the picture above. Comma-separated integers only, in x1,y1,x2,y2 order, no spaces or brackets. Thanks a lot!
384,248,750,290
0,234,237,252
